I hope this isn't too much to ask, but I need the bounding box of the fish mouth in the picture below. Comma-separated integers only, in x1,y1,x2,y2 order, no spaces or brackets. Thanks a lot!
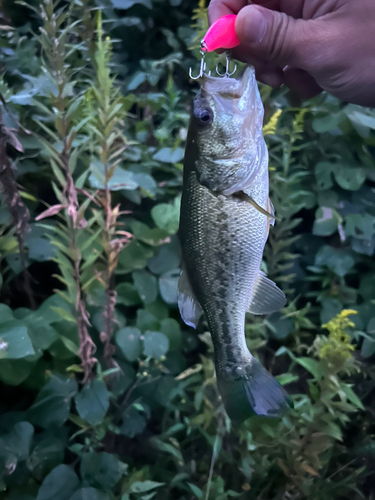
200,65,255,99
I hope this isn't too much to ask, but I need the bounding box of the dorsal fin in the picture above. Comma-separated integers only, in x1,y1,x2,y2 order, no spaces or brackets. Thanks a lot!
248,271,286,315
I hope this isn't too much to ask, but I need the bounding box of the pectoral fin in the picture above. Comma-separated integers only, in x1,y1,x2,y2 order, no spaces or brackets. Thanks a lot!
266,197,276,236
248,271,286,315
268,197,275,227
234,191,277,220
178,265,203,329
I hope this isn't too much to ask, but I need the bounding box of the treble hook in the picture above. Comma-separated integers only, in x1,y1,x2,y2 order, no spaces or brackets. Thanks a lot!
216,50,237,78
189,41,210,80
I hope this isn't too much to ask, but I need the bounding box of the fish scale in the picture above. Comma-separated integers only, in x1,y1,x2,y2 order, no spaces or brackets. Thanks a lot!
178,66,292,421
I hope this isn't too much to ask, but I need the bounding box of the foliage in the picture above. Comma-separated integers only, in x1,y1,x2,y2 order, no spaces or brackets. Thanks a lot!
0,0,374,499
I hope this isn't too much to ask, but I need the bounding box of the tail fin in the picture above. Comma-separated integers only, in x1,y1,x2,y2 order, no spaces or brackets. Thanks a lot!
216,358,293,422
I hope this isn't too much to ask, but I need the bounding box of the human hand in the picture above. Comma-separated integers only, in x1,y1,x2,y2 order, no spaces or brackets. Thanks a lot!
208,0,375,106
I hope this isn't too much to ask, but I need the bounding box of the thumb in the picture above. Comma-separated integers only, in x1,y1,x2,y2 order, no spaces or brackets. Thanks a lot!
235,5,309,69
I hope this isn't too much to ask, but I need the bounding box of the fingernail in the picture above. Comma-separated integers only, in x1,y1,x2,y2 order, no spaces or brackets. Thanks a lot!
236,6,268,44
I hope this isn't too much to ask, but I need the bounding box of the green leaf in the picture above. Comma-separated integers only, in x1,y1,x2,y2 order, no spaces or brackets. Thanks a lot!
111,360,136,397
28,375,78,428
131,172,158,197
0,304,15,322
361,317,375,357
340,383,365,410
89,160,139,191
345,104,375,137
296,357,324,379
160,318,182,351
275,373,299,386
324,422,343,441
361,336,375,358
158,269,179,304
320,298,343,324
153,376,176,407
120,405,147,438
0,421,34,462
0,325,35,360
145,300,169,320
27,437,65,481
136,310,160,331
116,283,142,306
116,327,143,362
27,237,55,262
0,359,34,386
152,147,184,163
359,276,375,302
50,307,77,324
133,270,158,305
37,294,74,323
130,481,164,493
143,331,169,359
148,240,180,275
26,319,59,351
60,335,80,356
92,308,126,334
333,166,366,191
267,313,294,340
313,207,341,236
314,162,334,190
69,488,110,500
36,464,80,500
75,379,110,426
151,196,180,235
117,241,154,274
315,246,355,277
149,437,183,462
127,71,147,91
80,452,127,490
130,220,170,246
345,213,375,241
187,483,203,498
312,113,344,133
49,322,79,360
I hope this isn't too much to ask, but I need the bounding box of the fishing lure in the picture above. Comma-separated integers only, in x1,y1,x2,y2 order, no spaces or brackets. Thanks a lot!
203,14,240,52
189,14,240,80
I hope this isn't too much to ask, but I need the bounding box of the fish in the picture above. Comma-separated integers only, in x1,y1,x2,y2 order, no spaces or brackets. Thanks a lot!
178,66,292,422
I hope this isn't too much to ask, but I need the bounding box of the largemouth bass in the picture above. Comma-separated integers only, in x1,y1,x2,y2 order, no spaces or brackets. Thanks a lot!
178,66,292,422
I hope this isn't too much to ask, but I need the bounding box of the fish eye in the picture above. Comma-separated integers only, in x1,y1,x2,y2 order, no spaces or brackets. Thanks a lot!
195,108,213,128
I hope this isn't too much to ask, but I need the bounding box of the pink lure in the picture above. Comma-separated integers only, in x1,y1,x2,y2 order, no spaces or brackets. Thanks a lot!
203,14,240,52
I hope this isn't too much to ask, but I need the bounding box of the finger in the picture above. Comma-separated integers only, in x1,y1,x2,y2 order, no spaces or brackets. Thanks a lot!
235,5,313,69
256,67,284,88
208,0,247,25
231,45,281,74
229,48,284,87
250,0,280,10
251,0,304,17
231,46,284,86
283,67,323,99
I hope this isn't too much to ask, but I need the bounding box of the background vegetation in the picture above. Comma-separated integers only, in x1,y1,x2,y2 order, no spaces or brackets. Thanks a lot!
0,0,374,499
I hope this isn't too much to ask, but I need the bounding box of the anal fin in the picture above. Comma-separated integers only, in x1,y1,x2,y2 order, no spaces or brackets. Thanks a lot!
178,265,203,329
248,271,286,315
